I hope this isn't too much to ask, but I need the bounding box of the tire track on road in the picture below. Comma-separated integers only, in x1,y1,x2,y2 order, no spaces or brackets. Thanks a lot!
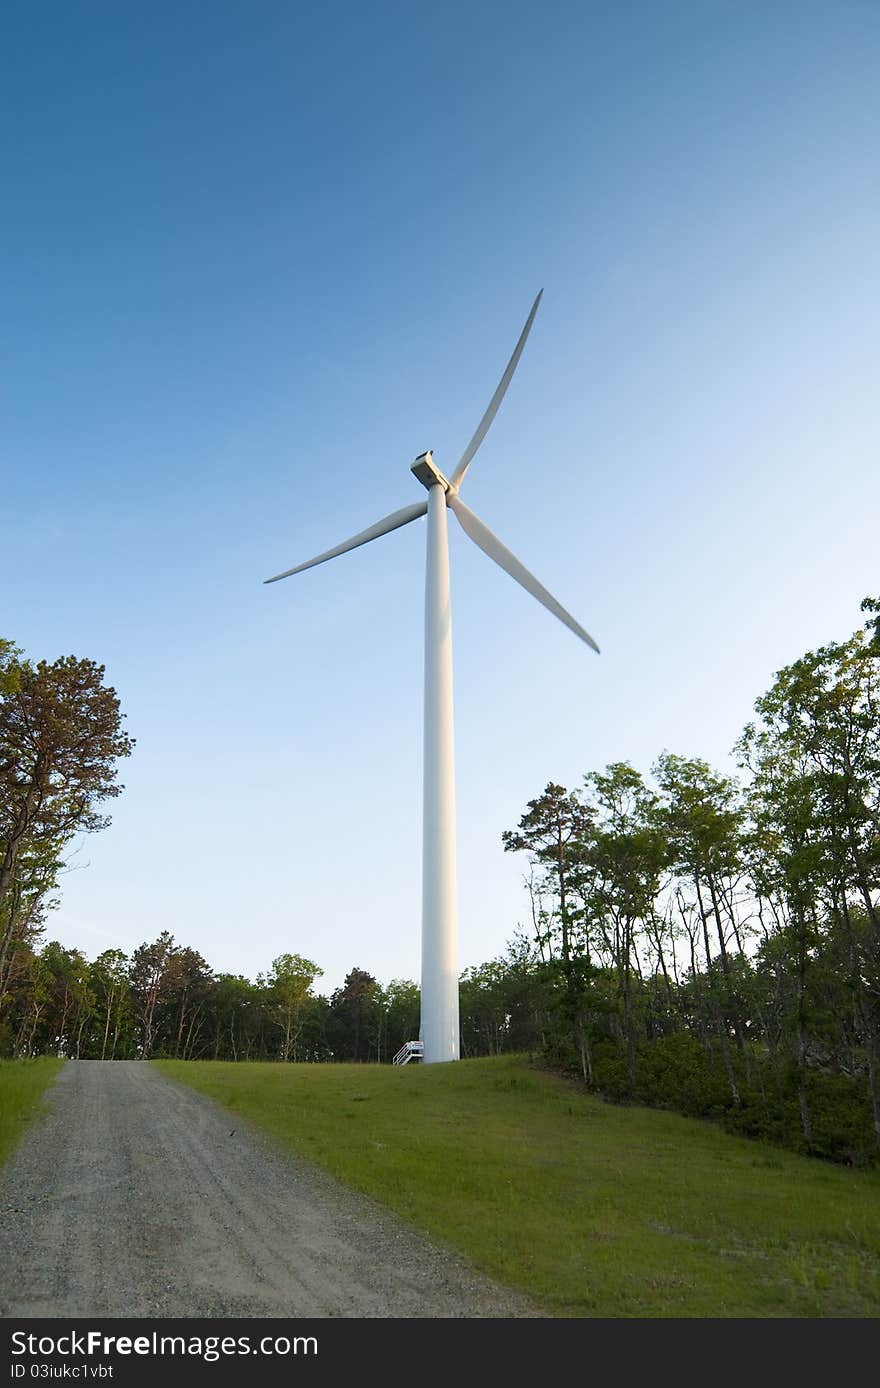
0,1061,539,1318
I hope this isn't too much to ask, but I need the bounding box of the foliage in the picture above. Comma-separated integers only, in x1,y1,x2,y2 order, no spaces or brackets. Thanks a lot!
0,638,133,1012
261,953,323,1061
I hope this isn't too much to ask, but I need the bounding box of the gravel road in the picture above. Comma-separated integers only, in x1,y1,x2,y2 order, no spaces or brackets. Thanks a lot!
0,1061,539,1318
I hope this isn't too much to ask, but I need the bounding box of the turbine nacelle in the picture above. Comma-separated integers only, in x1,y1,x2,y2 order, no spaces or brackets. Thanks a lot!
411,451,452,494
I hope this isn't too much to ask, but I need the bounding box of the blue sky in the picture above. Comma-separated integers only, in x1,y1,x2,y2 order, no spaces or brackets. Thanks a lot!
3,1,878,992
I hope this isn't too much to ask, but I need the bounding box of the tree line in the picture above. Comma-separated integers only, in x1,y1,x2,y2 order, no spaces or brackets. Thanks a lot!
492,595,880,1163
3,600,879,1163
0,934,422,1066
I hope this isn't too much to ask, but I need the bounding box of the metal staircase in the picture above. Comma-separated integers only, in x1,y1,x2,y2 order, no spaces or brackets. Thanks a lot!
392,1040,424,1065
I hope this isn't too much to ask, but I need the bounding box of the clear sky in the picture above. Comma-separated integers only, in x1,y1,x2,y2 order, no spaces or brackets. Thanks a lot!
3,1,878,993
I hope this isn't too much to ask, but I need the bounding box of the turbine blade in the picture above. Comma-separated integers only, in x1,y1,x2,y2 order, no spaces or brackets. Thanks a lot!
450,289,543,491
448,494,600,653
264,500,428,584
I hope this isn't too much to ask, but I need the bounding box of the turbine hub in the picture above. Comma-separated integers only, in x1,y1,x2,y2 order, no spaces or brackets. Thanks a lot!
411,450,451,493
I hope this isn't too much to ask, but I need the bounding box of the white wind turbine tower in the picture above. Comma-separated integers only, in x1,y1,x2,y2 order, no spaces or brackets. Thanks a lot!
265,291,599,1064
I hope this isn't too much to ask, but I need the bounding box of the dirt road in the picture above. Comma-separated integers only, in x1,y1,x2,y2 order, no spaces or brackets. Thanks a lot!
0,1061,537,1318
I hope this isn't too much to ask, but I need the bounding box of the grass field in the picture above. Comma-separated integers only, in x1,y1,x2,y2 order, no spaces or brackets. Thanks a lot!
155,1054,880,1317
0,1058,64,1169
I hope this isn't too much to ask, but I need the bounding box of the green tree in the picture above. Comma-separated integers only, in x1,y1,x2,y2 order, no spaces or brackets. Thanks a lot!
39,940,93,1057
503,783,598,1079
129,931,178,1058
208,974,257,1060
264,953,323,1061
0,651,133,985
460,960,513,1056
90,949,132,1060
861,594,880,654
580,763,667,1091
330,968,381,1061
503,783,591,963
382,979,420,1058
738,612,880,1148
654,752,748,1102
163,946,213,1059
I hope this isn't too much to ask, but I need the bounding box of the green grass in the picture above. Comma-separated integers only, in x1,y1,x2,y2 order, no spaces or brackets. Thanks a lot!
0,1058,64,1168
155,1054,880,1317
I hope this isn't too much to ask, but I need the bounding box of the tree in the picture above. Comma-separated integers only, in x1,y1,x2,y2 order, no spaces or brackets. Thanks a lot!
129,931,178,1058
330,968,381,1061
382,979,420,1058
737,613,880,1148
654,752,748,1102
90,950,131,1060
459,961,513,1056
503,782,598,1076
503,783,591,963
0,651,133,984
580,763,666,1091
208,974,257,1061
39,940,93,1057
862,595,880,654
264,953,323,1061
0,836,63,1011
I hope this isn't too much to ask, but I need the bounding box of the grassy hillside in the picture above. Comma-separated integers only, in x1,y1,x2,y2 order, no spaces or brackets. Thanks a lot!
155,1054,880,1317
0,1058,64,1168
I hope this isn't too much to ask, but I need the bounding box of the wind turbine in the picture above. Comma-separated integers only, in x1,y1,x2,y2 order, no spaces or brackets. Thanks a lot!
265,290,599,1063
